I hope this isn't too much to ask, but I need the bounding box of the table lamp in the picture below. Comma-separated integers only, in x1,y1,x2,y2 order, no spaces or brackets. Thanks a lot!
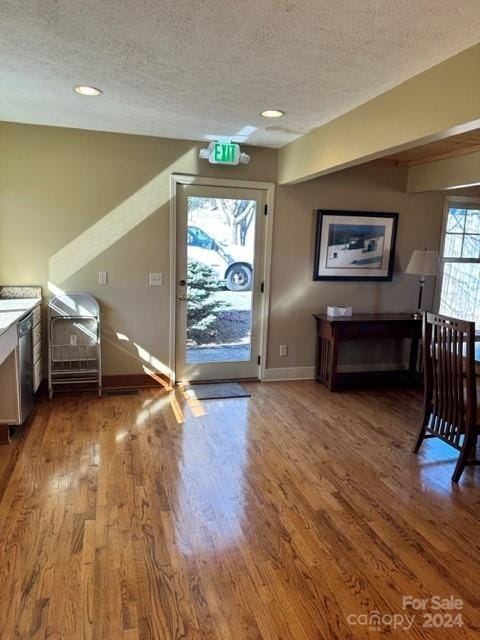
405,249,440,319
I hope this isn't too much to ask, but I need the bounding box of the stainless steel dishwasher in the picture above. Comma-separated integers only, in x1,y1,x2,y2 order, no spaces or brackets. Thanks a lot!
17,312,34,424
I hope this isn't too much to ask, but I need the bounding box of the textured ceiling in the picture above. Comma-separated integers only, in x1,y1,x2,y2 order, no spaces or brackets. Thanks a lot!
2,1,480,148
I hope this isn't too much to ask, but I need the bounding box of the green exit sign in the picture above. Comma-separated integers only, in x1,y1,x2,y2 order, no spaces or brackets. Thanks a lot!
199,140,250,165
210,142,240,165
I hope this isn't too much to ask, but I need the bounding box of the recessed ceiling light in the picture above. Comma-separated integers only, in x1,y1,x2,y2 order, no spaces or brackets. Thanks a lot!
74,85,103,96
261,110,285,118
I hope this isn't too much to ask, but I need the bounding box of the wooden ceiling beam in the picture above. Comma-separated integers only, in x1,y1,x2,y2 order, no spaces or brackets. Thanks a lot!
407,150,480,192
407,143,480,166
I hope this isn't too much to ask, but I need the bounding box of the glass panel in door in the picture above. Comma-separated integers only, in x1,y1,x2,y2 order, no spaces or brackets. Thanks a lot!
176,185,264,382
186,196,255,364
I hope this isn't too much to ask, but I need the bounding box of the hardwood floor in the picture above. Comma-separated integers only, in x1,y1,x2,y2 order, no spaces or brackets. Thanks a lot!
1,381,480,639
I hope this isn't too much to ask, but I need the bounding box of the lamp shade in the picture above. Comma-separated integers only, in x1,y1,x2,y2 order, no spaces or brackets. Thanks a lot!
405,250,440,276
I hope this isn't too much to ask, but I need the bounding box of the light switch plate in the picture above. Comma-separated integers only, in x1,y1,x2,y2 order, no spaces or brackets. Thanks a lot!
149,272,163,287
98,271,108,285
279,344,288,357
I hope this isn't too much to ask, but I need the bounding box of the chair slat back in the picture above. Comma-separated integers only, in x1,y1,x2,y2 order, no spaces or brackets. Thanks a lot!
423,313,477,445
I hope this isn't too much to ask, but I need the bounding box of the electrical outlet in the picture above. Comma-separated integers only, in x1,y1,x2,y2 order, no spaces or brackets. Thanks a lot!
279,344,288,357
149,272,163,287
98,271,108,285
69,334,78,346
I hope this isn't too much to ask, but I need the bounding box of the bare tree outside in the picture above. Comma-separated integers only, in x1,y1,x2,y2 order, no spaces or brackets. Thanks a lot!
439,207,480,324
188,197,255,246
217,199,255,246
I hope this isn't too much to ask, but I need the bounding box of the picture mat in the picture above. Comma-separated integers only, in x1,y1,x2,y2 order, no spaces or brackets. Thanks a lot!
317,214,394,278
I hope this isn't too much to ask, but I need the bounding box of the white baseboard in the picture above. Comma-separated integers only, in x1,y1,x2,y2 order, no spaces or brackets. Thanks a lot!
262,362,408,382
262,366,315,381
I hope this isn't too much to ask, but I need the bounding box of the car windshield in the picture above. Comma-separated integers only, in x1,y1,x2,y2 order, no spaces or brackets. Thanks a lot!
188,227,213,249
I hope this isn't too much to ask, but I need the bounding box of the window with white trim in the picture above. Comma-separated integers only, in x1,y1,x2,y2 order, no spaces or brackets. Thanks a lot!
439,199,480,325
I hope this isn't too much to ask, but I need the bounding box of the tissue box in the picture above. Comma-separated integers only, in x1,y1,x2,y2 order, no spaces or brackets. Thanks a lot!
327,306,352,317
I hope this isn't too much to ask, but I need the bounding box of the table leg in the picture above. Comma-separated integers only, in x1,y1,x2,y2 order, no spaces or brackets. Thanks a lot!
315,333,321,382
328,338,339,391
408,337,420,385
0,425,11,444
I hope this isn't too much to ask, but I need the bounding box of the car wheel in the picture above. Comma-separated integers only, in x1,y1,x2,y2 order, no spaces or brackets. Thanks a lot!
226,264,252,291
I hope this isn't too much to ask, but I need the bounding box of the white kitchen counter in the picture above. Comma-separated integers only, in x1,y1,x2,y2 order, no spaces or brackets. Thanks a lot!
0,298,41,338
0,289,43,436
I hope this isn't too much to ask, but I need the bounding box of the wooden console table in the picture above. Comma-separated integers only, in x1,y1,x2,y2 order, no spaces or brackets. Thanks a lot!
313,313,422,391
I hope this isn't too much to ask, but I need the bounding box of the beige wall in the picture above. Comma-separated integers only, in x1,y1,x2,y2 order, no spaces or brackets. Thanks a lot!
267,165,480,370
0,123,276,376
0,122,465,376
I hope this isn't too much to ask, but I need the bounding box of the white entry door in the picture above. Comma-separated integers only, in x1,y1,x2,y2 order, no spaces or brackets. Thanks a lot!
175,184,266,382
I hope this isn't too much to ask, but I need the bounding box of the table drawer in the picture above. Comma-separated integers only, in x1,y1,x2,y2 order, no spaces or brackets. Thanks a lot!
336,321,420,340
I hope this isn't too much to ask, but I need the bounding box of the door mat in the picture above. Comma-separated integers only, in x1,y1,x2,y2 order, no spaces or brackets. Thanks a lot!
188,382,251,400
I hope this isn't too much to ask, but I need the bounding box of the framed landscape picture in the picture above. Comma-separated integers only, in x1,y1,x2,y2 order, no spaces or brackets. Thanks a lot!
313,210,398,281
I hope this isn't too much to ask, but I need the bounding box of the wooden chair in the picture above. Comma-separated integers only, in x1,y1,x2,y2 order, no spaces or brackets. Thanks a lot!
413,312,479,483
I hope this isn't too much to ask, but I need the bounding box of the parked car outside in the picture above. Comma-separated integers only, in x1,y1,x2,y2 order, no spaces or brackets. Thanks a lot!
187,225,253,291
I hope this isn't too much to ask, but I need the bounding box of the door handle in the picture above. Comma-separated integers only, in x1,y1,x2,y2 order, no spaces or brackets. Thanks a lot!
177,295,186,301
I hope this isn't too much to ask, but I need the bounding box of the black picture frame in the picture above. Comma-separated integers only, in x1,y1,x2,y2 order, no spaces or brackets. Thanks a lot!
313,210,398,281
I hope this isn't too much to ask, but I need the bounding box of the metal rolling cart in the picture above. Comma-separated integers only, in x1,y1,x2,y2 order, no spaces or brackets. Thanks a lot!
48,293,102,398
